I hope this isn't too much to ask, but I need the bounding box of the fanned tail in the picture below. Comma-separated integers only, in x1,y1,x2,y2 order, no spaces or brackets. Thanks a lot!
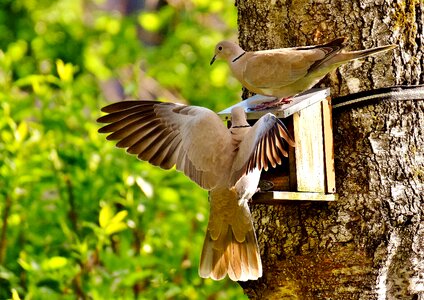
199,189,262,281
199,223,262,281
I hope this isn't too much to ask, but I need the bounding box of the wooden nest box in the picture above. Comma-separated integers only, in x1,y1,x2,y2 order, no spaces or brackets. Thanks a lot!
218,88,337,203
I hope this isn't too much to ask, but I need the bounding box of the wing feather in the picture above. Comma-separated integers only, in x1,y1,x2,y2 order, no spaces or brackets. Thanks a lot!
98,100,233,189
229,113,295,187
243,38,346,89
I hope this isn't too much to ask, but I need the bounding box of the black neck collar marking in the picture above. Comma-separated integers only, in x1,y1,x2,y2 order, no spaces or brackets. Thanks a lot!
232,124,250,128
232,52,246,63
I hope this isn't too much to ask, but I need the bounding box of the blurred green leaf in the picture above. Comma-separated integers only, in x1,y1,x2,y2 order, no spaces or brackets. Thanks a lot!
99,205,114,229
104,222,127,235
109,210,128,224
41,256,68,270
11,289,21,300
56,59,74,82
138,12,161,32
7,40,28,62
99,205,128,235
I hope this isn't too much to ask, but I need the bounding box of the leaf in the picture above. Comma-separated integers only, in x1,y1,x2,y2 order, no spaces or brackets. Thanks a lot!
105,222,127,235
105,210,128,235
17,258,32,271
110,210,128,224
138,12,161,32
41,256,68,270
11,289,21,300
7,40,28,62
99,205,128,235
15,121,28,143
56,59,74,82
99,204,114,228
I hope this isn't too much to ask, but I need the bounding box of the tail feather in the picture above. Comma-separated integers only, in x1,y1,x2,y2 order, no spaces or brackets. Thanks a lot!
238,237,250,279
332,44,397,65
230,202,251,243
211,242,228,280
200,188,262,281
309,43,397,77
199,238,213,278
199,223,262,281
228,229,242,280
246,230,262,279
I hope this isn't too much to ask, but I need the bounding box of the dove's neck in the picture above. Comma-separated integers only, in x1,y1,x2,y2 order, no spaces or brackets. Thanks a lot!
228,46,246,64
227,48,248,87
230,125,249,148
230,107,250,147
231,51,246,63
230,107,249,128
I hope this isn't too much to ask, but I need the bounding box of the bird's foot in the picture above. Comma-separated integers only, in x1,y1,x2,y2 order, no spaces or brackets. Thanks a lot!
279,97,292,104
250,97,292,111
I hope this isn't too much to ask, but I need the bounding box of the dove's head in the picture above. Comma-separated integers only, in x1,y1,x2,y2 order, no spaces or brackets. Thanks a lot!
210,41,245,65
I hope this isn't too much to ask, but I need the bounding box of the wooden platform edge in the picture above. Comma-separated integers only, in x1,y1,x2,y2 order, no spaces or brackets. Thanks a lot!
253,191,338,203
322,97,336,193
217,88,330,121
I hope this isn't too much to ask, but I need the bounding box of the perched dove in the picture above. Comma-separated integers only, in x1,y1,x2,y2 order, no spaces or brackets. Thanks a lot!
97,100,295,281
210,37,397,109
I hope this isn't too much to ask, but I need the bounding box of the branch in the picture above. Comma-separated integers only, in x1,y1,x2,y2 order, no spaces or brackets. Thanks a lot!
65,176,78,232
0,195,12,264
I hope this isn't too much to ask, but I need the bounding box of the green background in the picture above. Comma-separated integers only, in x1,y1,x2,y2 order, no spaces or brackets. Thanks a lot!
0,0,246,298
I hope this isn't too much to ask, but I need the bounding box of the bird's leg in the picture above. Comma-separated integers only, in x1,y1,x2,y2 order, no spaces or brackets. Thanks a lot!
279,97,292,104
250,97,292,111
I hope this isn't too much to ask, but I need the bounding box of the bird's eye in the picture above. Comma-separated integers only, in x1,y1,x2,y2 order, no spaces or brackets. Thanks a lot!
218,46,223,51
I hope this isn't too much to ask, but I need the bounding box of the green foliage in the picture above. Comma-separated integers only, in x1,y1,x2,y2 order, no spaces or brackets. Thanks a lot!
0,0,246,299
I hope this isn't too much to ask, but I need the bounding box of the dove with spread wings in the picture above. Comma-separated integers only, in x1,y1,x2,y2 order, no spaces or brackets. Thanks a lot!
98,100,295,281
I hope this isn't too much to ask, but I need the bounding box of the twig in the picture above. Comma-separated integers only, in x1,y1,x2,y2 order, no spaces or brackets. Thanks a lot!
65,176,78,232
0,195,12,264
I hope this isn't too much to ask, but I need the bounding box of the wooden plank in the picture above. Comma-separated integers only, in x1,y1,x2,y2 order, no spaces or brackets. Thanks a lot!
293,101,325,193
217,88,330,121
253,191,337,203
287,115,297,191
322,97,336,193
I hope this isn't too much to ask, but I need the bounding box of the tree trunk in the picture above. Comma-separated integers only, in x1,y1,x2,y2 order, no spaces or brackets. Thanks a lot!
236,1,424,299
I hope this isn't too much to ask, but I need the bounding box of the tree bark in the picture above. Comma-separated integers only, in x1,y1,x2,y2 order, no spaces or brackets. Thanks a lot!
236,1,424,299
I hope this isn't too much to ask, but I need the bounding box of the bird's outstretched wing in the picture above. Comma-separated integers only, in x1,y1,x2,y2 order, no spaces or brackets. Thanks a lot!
98,100,233,190
229,113,295,187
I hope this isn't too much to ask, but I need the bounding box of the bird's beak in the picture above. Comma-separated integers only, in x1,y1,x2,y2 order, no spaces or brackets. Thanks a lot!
210,55,216,65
